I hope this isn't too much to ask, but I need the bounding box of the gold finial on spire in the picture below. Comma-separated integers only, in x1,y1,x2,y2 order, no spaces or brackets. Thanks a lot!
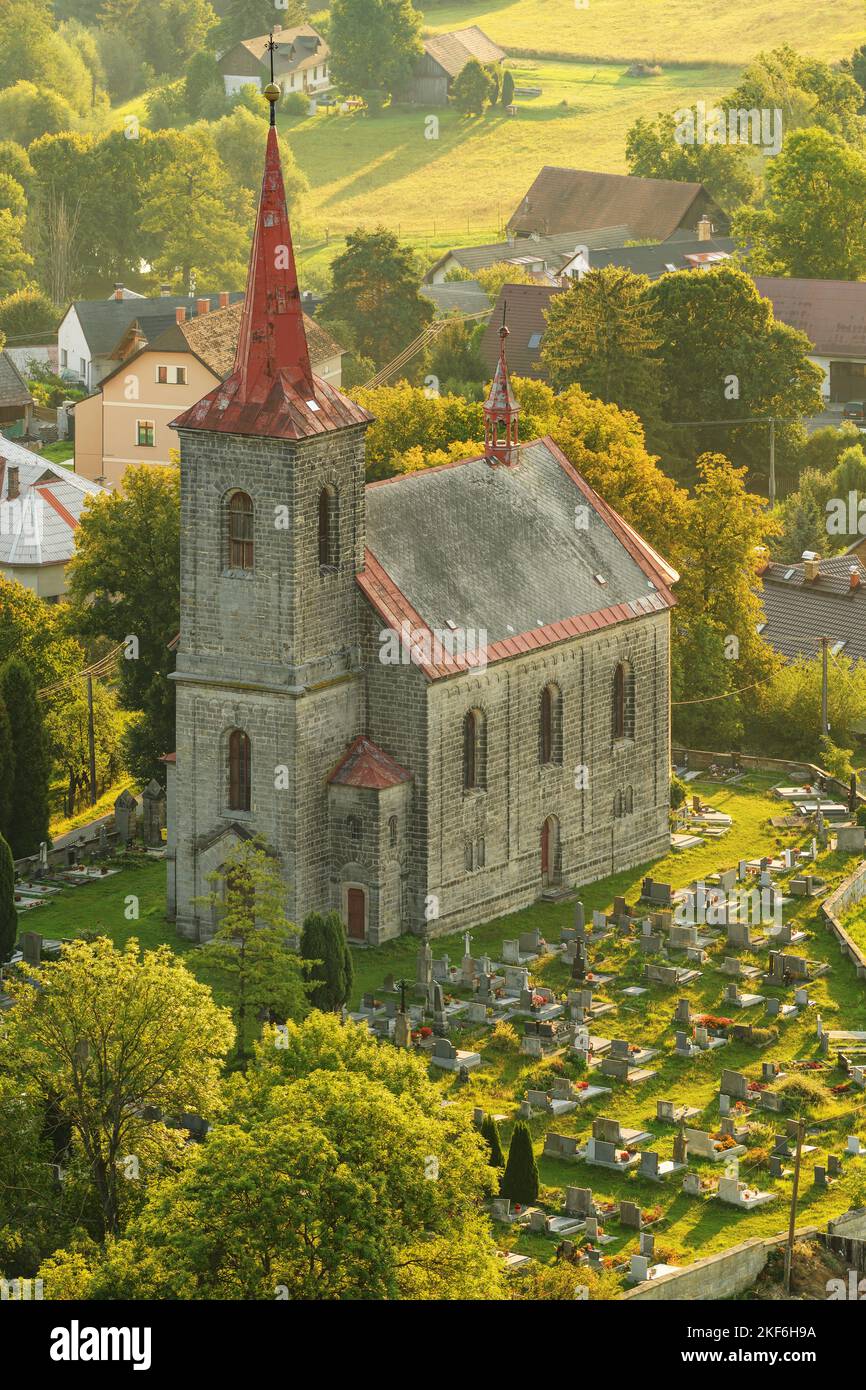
264,31,280,125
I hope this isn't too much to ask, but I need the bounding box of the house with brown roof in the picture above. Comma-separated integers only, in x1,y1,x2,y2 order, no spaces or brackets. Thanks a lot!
217,22,331,98
73,299,345,488
507,167,725,242
753,277,866,404
399,26,505,106
758,551,866,668
0,351,34,438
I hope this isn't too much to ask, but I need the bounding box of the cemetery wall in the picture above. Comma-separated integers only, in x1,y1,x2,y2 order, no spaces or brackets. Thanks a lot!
619,1228,821,1301
671,748,865,810
827,1207,866,1240
821,862,866,981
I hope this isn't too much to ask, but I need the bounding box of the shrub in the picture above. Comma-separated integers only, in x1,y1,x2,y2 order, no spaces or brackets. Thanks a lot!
775,1073,826,1107
501,69,515,106
670,773,688,809
0,288,57,339
146,80,187,131
500,1121,539,1205
489,1020,519,1051
283,91,310,118
480,1113,505,1167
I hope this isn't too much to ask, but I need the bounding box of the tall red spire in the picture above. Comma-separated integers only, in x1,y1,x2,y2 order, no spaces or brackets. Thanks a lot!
233,123,313,397
172,108,370,441
483,319,520,465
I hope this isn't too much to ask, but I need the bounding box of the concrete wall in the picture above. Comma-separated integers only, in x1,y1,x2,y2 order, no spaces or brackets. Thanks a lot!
822,861,866,980
620,1228,821,1301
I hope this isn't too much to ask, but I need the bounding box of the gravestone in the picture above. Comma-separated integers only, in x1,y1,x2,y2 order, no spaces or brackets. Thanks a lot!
814,1164,827,1188
620,1200,642,1229
639,1231,655,1258
657,1099,676,1122
600,1056,630,1082
565,1186,593,1217
768,1155,784,1179
114,788,137,844
675,998,691,1024
673,1123,688,1165
721,1070,749,1101
490,1197,511,1222
828,1155,844,1178
140,779,165,847
639,1151,660,1180
394,1012,412,1049
502,939,521,964
630,1255,649,1283
683,1172,702,1196
593,1117,621,1144
19,930,42,965
416,940,433,990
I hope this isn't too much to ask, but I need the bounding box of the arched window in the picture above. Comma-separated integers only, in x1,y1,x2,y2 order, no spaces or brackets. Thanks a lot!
346,814,361,847
463,708,486,791
613,790,624,819
476,836,485,868
613,661,635,739
388,815,398,848
625,786,634,814
540,683,562,765
318,485,339,569
228,729,251,811
228,491,253,570
464,840,474,872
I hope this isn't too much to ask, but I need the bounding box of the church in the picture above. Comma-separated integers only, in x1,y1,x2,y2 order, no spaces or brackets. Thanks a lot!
163,97,678,944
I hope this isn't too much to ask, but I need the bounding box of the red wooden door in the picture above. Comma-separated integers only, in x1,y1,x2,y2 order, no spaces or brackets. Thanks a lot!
347,888,366,940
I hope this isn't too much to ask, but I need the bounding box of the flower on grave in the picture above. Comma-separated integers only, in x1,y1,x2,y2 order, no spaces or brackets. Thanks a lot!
514,1203,522,1213
748,1081,765,1092
577,1080,589,1090
831,1083,851,1094
419,1026,432,1037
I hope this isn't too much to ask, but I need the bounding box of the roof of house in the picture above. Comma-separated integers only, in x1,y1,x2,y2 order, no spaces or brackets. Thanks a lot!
506,167,716,241
759,554,866,664
0,436,103,569
327,736,413,789
359,435,678,680
0,351,34,409
752,277,866,359
563,236,737,281
423,227,632,283
420,280,492,316
478,284,560,378
226,25,329,74
423,26,505,79
65,294,244,359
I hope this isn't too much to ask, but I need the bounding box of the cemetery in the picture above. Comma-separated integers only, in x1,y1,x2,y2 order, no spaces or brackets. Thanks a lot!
6,770,866,1298
337,774,866,1292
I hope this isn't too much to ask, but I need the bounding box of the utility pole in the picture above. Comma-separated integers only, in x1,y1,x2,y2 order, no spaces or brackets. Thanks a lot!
769,418,776,508
820,635,830,736
783,1118,806,1293
86,674,97,807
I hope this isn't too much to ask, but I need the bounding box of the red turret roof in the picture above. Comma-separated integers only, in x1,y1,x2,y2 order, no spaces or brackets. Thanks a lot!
327,736,412,789
483,323,519,464
172,126,370,440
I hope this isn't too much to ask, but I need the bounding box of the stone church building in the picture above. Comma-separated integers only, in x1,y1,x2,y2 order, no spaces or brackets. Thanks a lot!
164,113,678,944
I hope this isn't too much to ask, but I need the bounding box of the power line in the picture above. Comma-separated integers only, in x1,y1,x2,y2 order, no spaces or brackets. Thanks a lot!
672,678,765,706
37,643,124,698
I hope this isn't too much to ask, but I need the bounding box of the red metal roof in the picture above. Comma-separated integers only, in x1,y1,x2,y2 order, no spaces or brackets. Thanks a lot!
327,736,412,789
172,125,371,441
35,484,79,531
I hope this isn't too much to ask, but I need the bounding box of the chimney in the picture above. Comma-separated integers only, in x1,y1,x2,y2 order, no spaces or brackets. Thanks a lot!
196,297,210,316
850,565,861,591
218,290,230,309
753,544,769,575
273,21,281,32
803,551,821,581
7,465,19,500
176,307,186,324
160,283,171,298
696,215,713,242
113,283,125,300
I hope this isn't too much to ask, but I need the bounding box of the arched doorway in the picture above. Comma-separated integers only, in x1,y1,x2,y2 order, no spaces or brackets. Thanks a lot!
541,815,560,888
346,886,366,941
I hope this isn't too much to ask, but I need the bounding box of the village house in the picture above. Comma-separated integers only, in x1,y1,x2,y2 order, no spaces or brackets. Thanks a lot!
507,167,726,242
752,277,866,404
0,437,104,600
757,550,866,668
423,226,631,286
57,287,244,393
217,23,330,98
0,351,34,438
73,299,345,488
164,98,678,946
398,26,505,106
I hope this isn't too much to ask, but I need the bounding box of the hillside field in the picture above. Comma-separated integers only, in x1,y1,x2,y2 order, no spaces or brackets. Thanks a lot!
422,0,864,65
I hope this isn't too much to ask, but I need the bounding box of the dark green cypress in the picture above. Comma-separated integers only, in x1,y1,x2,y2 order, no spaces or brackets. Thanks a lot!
0,831,17,963
481,1113,505,1167
0,658,50,858
501,70,515,107
0,694,13,842
500,1121,539,1204
301,909,353,1010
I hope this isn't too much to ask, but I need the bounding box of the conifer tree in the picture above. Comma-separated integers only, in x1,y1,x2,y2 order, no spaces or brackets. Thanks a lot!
480,1113,505,1167
301,910,354,1011
0,657,49,858
0,694,13,841
500,1121,539,1204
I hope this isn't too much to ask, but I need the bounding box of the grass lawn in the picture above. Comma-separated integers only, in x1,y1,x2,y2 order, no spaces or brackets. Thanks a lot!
19,857,182,955
844,901,866,956
350,773,866,1274
421,0,863,65
283,58,731,282
39,442,74,466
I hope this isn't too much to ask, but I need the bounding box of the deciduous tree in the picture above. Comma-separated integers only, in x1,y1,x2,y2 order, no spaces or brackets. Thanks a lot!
329,0,423,103
321,227,433,368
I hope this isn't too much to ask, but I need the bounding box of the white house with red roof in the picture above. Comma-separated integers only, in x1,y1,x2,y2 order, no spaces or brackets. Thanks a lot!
0,437,104,600
165,94,677,944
